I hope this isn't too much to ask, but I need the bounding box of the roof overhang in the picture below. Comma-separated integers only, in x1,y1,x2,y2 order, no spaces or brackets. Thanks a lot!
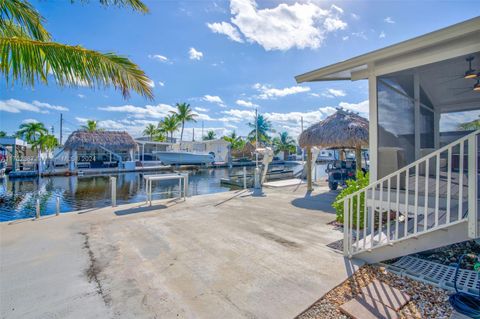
295,17,480,83
0,137,28,147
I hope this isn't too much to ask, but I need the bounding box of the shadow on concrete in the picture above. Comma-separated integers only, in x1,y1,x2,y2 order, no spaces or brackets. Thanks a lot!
114,204,168,216
290,190,338,213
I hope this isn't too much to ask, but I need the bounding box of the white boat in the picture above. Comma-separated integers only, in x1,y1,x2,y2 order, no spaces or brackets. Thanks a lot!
153,151,214,165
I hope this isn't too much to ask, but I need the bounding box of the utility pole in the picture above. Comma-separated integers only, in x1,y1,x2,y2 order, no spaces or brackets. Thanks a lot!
59,113,63,145
255,108,258,168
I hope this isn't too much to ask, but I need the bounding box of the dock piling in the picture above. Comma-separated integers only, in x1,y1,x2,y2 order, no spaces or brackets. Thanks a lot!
243,167,247,189
56,196,60,216
36,199,40,219
110,176,117,207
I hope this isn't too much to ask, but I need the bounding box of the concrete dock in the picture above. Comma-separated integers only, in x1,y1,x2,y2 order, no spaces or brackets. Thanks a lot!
0,185,363,319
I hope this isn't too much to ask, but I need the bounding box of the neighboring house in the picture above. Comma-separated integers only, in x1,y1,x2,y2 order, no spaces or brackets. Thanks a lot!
296,17,480,263
169,139,230,163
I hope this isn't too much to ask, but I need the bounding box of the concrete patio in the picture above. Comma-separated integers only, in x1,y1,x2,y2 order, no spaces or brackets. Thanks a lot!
0,185,363,319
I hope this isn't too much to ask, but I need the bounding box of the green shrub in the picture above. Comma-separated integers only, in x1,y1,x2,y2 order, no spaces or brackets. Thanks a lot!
332,171,370,228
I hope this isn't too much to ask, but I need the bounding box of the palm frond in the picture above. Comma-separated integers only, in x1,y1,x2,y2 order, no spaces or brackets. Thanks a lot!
0,36,154,99
74,0,149,13
0,0,51,40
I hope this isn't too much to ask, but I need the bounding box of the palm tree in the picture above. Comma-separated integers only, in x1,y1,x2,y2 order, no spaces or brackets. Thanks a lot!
159,115,180,142
222,131,244,150
81,120,101,132
0,0,153,100
17,122,48,146
272,132,296,159
203,130,216,141
458,116,480,131
0,131,6,138
171,103,197,142
248,114,273,145
143,123,158,140
33,134,58,153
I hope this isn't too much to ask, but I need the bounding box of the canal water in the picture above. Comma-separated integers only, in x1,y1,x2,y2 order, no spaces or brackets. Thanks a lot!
0,163,328,221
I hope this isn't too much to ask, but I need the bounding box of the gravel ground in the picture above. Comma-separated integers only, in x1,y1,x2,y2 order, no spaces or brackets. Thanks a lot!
413,240,480,270
296,265,453,319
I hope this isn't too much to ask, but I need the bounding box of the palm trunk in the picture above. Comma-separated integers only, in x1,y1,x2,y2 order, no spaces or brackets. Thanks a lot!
180,121,184,142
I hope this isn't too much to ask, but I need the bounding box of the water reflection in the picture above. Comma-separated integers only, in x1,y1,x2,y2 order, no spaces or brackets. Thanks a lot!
0,163,326,221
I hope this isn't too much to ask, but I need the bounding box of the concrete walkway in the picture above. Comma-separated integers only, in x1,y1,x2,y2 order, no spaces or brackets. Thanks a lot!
0,185,363,319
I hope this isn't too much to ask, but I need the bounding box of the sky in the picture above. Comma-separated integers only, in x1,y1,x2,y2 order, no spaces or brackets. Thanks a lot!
0,0,478,142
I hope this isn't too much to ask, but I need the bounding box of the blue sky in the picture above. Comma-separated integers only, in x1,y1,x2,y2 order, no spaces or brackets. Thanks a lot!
1,0,478,141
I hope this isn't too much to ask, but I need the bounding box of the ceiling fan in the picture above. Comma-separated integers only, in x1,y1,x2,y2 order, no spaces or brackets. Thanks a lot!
453,79,480,96
439,56,479,83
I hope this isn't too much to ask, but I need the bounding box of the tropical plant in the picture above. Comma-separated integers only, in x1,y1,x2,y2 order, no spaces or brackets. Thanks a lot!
0,131,6,137
248,113,273,144
171,102,197,142
33,134,58,152
458,115,480,131
159,114,180,142
143,123,158,140
222,131,244,150
16,121,47,146
272,131,296,159
81,120,102,132
332,171,369,228
0,0,153,99
203,130,216,140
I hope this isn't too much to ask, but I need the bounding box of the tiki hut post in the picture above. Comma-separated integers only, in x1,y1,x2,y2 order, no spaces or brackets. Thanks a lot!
355,147,362,171
306,147,313,191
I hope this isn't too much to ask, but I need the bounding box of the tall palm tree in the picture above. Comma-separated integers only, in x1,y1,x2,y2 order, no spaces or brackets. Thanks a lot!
0,0,153,100
159,115,180,142
272,132,296,159
171,103,197,142
17,122,47,146
203,130,216,141
81,120,101,132
143,123,158,140
248,114,273,145
33,134,58,153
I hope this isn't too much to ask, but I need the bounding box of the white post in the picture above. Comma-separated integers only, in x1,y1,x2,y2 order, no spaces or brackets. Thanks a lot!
184,174,188,200
468,134,478,238
368,65,378,182
56,196,60,216
36,199,40,219
243,166,247,189
414,73,421,160
254,167,261,189
343,198,349,256
110,176,117,207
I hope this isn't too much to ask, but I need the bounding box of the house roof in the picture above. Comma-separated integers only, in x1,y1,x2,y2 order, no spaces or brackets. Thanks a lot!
64,131,136,151
295,17,480,83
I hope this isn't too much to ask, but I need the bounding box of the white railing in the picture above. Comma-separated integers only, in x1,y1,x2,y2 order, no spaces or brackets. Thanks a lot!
342,130,479,257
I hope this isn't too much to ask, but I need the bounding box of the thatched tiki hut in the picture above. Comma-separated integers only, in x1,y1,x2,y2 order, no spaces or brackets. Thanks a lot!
64,131,137,170
299,109,369,191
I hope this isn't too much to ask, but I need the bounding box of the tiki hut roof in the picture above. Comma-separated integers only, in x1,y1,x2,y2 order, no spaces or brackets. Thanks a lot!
63,131,136,151
299,109,369,149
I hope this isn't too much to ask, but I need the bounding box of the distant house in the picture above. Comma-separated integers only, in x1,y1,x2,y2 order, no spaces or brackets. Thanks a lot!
63,131,136,169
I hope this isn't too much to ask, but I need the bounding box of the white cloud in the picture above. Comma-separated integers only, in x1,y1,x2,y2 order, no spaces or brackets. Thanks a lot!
0,99,68,113
342,35,349,41
222,109,255,119
384,17,395,24
148,54,169,63
236,99,258,108
338,100,369,116
22,118,39,124
202,95,225,106
189,47,203,60
158,81,165,87
352,31,367,40
147,80,155,88
379,31,386,39
253,83,310,99
320,88,346,98
208,0,347,51
207,22,244,42
351,13,360,20
98,103,176,119
194,107,209,112
77,94,86,99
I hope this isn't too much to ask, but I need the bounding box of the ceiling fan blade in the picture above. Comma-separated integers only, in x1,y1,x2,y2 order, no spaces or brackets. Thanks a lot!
439,76,466,84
